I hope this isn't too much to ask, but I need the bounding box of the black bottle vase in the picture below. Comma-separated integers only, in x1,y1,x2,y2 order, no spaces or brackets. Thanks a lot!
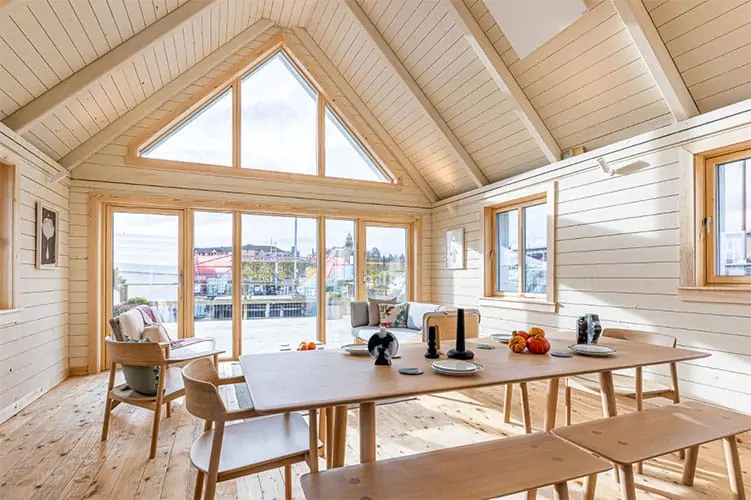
447,308,474,360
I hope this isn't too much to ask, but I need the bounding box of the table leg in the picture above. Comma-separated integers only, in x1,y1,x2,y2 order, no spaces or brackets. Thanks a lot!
545,378,560,431
360,402,376,463
598,371,617,417
723,435,746,500
308,408,319,472
325,407,334,468
332,405,348,468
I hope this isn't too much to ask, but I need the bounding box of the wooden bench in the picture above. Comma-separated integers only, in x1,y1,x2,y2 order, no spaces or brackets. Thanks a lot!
553,401,751,500
301,432,611,500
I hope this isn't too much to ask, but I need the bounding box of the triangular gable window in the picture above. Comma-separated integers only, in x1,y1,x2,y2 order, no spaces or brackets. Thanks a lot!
133,39,395,185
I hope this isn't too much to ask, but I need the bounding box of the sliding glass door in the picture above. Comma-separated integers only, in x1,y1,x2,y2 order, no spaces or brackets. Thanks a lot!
325,219,356,347
361,224,410,302
109,210,183,339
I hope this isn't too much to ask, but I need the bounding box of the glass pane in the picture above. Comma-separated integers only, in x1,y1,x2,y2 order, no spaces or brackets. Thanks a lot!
365,226,408,302
241,214,318,353
112,212,179,339
325,105,387,182
240,52,318,175
716,159,750,276
142,88,232,166
326,219,356,347
194,212,233,357
495,210,518,293
523,204,547,293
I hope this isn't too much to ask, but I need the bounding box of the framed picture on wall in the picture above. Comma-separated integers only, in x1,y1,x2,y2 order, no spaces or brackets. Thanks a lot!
445,227,464,269
36,202,59,269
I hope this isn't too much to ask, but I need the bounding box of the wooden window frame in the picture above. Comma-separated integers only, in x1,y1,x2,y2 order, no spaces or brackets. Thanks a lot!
481,184,557,312
127,33,399,189
0,163,21,324
679,141,751,304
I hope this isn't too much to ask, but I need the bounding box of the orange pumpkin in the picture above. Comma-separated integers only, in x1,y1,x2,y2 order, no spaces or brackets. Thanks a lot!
508,335,527,353
526,335,551,354
308,341,318,351
512,330,529,342
298,342,309,351
529,327,545,338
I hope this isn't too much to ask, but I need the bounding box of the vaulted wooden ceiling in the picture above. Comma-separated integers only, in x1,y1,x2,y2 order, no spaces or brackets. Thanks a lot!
1,0,750,200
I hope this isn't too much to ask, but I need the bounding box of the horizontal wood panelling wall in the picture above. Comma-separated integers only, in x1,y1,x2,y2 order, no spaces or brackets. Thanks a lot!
429,109,751,413
467,0,674,152
0,127,69,424
648,0,751,113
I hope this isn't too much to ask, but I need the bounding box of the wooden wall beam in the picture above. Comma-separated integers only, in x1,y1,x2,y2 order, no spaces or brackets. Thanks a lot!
612,0,699,121
340,0,489,188
58,19,276,174
3,0,218,134
292,27,438,203
445,0,561,164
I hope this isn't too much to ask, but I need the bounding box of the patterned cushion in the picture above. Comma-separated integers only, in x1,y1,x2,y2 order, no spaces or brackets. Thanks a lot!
378,303,409,328
368,297,396,326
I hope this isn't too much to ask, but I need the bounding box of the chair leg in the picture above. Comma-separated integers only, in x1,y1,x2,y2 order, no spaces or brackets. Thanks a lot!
150,372,167,459
166,401,171,419
554,482,570,500
525,488,537,500
682,445,700,486
583,473,597,500
101,398,113,441
519,382,532,434
325,407,334,467
204,422,225,500
503,384,513,424
564,384,572,426
723,435,746,500
635,367,644,474
618,464,637,500
284,464,292,500
193,470,204,500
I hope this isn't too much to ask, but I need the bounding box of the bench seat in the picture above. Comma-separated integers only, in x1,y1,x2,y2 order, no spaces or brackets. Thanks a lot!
553,401,751,499
301,432,611,500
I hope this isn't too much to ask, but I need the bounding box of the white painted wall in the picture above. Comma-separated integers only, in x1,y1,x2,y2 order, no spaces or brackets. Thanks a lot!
0,125,69,424
429,100,751,413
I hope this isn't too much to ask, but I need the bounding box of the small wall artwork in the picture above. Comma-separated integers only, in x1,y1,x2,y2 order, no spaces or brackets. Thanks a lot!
445,227,464,269
36,202,58,269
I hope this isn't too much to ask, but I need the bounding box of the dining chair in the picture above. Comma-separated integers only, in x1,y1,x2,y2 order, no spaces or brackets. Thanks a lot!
563,328,682,472
182,358,316,500
101,336,220,458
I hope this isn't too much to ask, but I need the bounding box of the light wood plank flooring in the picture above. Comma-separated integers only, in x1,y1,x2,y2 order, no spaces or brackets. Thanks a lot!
1,366,749,499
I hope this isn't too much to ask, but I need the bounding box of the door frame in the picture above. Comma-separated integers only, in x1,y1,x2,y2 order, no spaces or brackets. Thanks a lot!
356,220,415,303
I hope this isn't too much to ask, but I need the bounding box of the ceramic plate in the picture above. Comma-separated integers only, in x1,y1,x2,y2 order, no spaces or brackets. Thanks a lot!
490,334,513,344
569,344,616,357
431,360,484,376
341,344,370,356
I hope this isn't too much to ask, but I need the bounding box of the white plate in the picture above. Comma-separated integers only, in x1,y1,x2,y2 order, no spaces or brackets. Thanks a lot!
431,360,484,376
569,344,616,357
490,334,513,344
341,344,370,356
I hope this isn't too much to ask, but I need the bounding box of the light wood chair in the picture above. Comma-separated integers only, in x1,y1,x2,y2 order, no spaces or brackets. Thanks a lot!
101,336,222,459
503,382,534,434
182,358,316,500
563,328,682,472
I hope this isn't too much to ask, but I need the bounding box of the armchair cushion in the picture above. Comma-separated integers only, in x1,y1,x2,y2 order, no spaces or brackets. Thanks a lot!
350,301,369,328
121,338,161,396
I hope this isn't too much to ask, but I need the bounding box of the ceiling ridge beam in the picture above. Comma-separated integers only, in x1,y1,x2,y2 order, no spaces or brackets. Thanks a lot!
57,19,276,176
612,0,699,122
445,0,561,164
291,27,438,203
3,0,218,135
340,0,489,188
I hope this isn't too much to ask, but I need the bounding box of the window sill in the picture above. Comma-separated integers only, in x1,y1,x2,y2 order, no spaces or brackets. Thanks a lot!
678,286,751,305
0,308,22,328
479,296,558,313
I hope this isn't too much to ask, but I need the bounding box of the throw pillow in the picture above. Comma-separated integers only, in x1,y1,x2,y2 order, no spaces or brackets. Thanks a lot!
378,303,409,328
368,297,396,326
407,303,441,331
121,337,161,397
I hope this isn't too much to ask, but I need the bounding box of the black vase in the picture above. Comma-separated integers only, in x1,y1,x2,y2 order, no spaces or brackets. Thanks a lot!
447,308,474,360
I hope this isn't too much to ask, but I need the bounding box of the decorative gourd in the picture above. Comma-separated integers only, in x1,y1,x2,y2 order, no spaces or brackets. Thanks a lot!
526,335,551,354
512,330,529,342
508,335,527,353
529,327,545,338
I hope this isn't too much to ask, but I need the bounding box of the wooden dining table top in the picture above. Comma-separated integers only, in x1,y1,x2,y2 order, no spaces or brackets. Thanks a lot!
240,337,710,414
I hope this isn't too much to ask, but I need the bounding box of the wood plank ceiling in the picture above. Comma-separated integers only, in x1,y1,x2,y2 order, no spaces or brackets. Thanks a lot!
1,0,750,199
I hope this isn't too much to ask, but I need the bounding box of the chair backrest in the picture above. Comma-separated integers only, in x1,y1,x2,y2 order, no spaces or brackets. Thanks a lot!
105,336,167,366
603,328,677,348
182,358,228,422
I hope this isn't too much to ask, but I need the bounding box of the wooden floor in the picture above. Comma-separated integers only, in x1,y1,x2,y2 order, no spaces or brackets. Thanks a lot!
1,365,749,500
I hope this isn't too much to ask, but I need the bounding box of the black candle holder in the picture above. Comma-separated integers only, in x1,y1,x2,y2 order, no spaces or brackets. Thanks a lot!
447,308,474,360
425,326,440,359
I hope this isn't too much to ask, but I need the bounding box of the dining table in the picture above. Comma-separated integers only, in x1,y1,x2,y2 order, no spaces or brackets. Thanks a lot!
240,336,710,471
